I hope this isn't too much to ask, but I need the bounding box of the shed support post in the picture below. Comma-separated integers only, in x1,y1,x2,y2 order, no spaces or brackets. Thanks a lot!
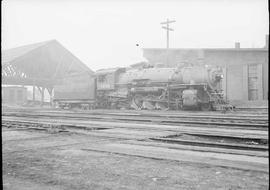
33,85,35,101
47,88,53,106
41,87,45,105
167,84,170,110
37,86,45,105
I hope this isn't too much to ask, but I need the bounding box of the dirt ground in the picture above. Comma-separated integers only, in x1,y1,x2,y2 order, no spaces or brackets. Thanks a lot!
2,128,269,190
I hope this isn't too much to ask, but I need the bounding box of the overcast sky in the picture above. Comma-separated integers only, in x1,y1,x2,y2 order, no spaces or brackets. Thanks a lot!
2,0,269,71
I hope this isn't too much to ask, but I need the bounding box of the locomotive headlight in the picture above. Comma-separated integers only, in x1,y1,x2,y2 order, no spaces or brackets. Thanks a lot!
214,74,223,81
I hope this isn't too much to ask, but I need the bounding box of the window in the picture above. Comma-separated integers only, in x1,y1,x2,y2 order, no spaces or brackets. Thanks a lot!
248,65,258,100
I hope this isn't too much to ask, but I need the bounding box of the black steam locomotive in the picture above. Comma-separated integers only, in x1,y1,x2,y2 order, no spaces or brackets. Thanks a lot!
53,63,231,111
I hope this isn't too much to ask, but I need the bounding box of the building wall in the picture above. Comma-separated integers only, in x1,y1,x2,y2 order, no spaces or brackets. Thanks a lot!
263,61,268,100
143,49,204,66
143,48,268,104
2,86,27,104
226,65,244,100
203,50,268,102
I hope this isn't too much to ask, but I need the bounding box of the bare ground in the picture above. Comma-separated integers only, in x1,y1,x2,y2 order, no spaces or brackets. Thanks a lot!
2,128,269,190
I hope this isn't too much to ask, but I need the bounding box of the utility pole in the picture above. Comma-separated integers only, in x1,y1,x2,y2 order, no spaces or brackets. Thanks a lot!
161,19,175,49
161,19,175,66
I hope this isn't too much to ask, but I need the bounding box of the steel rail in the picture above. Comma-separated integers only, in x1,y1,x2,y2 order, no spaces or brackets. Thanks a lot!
2,119,268,153
4,109,269,121
149,137,268,151
2,111,268,128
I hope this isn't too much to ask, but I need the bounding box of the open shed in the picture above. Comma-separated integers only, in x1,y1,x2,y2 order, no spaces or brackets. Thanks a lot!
2,40,94,104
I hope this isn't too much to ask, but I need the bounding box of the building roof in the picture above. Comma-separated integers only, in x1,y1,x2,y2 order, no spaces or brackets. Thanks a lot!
2,40,94,88
2,40,51,65
95,67,126,75
143,47,268,52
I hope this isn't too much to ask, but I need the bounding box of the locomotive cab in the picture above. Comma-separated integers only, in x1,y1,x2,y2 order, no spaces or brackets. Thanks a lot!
95,67,128,108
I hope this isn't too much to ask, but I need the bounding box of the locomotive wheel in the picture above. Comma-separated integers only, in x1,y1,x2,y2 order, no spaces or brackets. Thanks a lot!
142,101,155,110
155,102,169,111
110,102,118,109
200,103,212,111
143,95,156,110
131,95,143,110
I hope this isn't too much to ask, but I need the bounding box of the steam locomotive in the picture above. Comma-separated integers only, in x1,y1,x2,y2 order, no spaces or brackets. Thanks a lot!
54,63,231,111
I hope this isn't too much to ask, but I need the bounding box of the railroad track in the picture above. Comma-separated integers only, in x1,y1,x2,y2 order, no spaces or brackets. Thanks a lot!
2,108,268,145
2,110,268,129
2,121,268,159
3,106,269,117
2,116,267,138
2,106,268,174
149,137,268,152
43,110,269,121
2,115,268,153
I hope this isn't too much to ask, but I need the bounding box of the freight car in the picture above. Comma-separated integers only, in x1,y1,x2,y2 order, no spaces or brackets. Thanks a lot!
53,64,232,111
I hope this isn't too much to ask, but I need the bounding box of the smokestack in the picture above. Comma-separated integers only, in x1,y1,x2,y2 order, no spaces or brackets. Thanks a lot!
264,35,268,49
235,42,240,49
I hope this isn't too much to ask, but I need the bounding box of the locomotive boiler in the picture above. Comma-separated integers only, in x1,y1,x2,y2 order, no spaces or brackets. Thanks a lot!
95,64,227,111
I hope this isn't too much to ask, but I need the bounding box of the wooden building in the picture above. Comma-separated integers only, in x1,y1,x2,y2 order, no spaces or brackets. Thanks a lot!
2,86,27,105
